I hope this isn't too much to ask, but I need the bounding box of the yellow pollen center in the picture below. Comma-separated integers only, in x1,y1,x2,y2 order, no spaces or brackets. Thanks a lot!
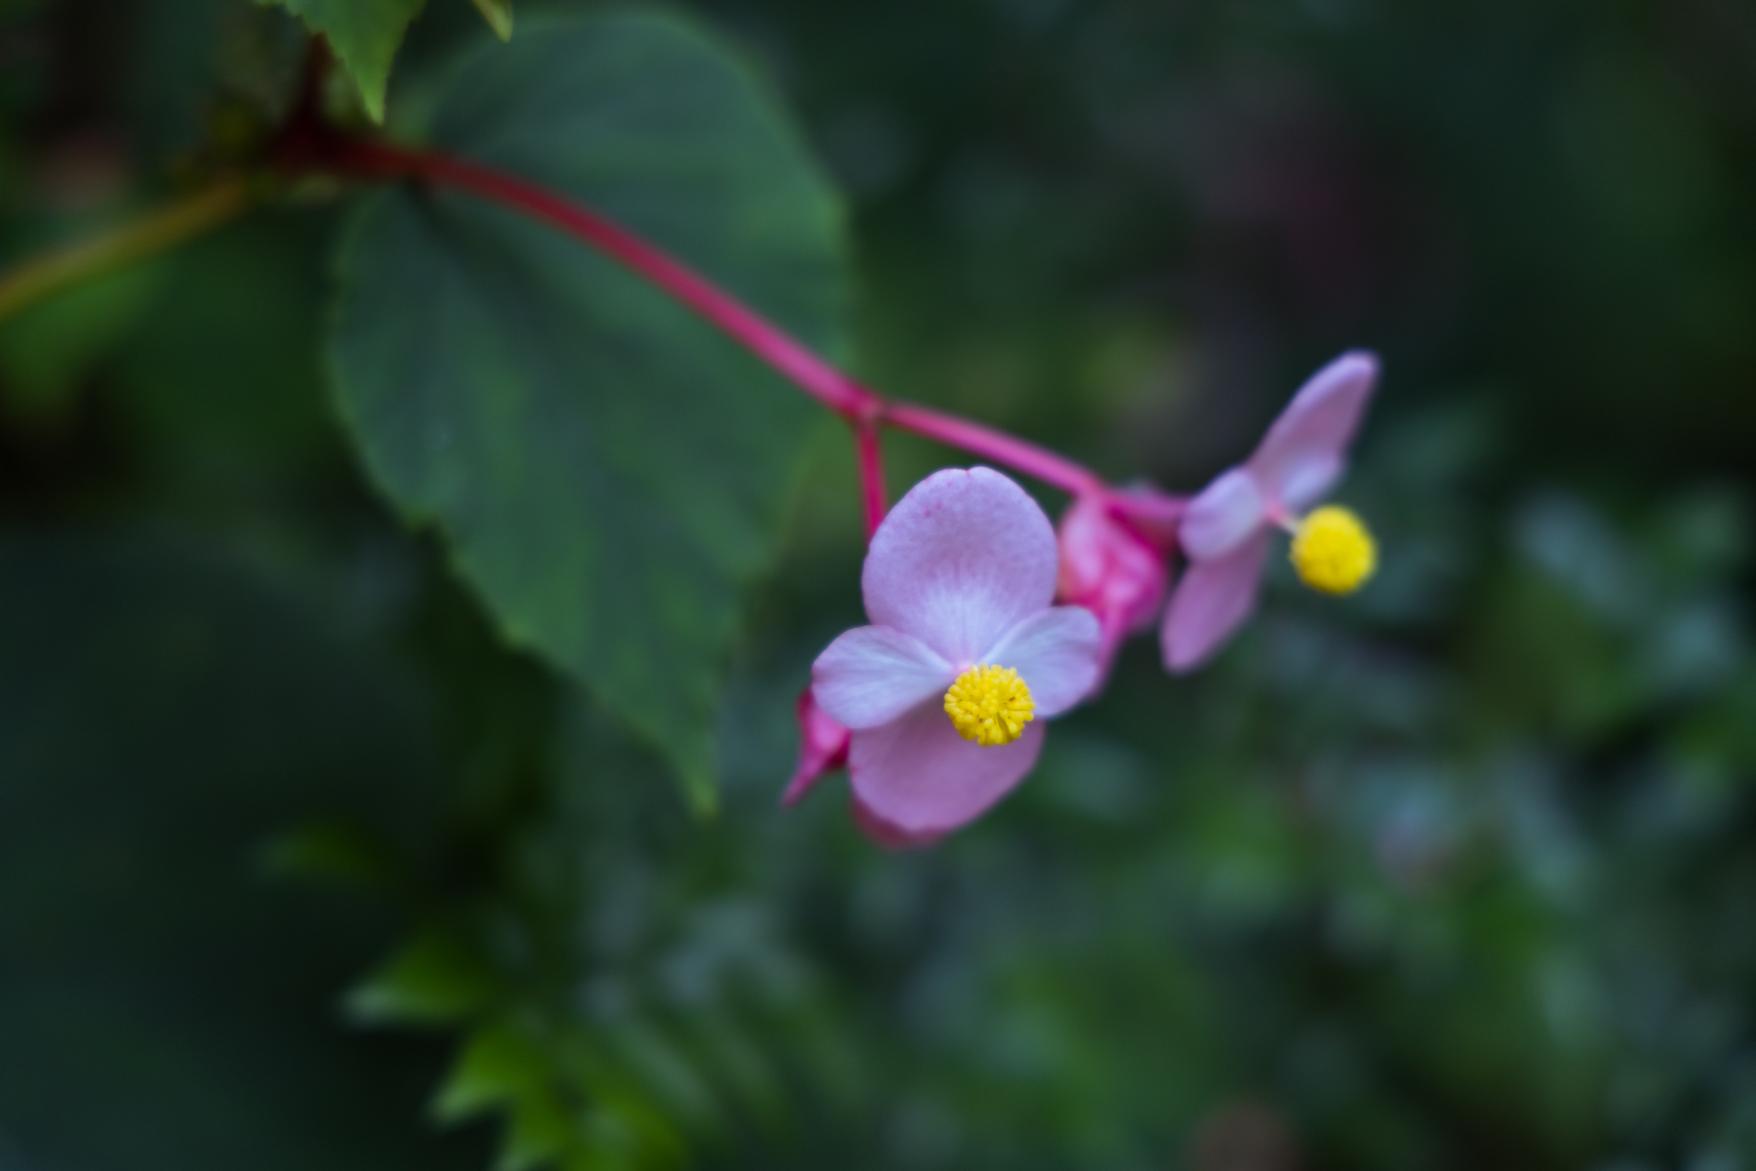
943,664,1035,747
1289,505,1377,595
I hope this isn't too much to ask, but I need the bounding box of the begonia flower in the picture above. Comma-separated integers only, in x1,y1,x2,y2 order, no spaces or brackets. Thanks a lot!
1162,351,1380,672
804,467,1103,841
1056,492,1169,676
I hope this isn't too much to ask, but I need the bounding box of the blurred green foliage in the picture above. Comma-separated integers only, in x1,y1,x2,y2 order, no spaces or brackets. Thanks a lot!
2,1,1754,1170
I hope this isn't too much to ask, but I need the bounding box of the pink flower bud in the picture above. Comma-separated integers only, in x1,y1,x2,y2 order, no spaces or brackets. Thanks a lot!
1056,493,1170,674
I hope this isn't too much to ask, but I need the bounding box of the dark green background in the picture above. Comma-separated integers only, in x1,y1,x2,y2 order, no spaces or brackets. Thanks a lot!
2,1,1753,1169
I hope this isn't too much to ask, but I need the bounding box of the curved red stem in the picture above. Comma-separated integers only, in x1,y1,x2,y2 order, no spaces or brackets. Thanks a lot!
854,422,887,538
880,401,1105,497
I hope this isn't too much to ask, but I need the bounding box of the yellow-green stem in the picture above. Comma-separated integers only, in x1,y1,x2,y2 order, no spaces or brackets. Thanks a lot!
0,177,253,325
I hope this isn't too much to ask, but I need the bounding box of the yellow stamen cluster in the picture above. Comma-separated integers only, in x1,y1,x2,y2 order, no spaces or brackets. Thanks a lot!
943,664,1035,746
1290,505,1377,595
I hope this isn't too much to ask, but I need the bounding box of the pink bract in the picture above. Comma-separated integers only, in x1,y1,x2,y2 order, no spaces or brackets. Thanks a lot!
1162,351,1378,672
805,467,1103,841
780,688,850,808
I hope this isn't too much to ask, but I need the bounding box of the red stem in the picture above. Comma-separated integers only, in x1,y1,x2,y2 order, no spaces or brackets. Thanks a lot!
293,134,1124,504
881,402,1105,498
854,422,887,538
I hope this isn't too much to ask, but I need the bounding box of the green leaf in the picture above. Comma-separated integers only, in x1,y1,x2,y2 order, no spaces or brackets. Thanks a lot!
257,0,427,122
347,927,499,1026
497,1093,572,1171
470,0,513,41
257,820,406,891
431,1024,545,1123
329,12,848,809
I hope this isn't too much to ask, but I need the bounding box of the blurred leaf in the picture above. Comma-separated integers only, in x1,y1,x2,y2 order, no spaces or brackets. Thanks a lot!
329,12,847,809
354,706,863,1171
107,211,339,501
258,820,407,892
432,1024,546,1123
497,1094,571,1171
127,0,305,161
348,927,500,1026
256,0,426,122
0,249,158,427
470,0,511,41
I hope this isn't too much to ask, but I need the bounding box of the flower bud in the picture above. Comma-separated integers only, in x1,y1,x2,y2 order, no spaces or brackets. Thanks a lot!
1056,493,1170,675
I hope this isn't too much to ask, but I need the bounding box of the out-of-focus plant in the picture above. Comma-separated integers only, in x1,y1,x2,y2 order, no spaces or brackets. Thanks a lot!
3,1,1754,1169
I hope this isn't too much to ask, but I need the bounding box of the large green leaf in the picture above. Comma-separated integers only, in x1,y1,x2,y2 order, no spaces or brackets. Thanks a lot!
329,12,848,808
256,0,426,122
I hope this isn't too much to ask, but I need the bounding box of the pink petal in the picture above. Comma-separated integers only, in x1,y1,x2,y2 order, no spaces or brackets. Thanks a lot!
780,688,850,807
1160,532,1270,672
851,795,943,849
812,625,954,731
1179,467,1267,561
862,467,1059,664
1248,351,1378,511
848,701,1046,837
981,606,1103,718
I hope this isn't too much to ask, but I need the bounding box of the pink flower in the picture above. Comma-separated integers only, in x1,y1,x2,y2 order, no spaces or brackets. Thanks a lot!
1162,351,1380,672
1056,493,1169,675
805,467,1103,842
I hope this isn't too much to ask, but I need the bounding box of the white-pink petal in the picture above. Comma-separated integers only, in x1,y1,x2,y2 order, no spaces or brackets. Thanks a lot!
851,795,943,850
981,605,1102,718
848,702,1045,836
1249,351,1378,511
1179,467,1267,561
862,467,1059,664
1160,531,1270,672
812,625,954,731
